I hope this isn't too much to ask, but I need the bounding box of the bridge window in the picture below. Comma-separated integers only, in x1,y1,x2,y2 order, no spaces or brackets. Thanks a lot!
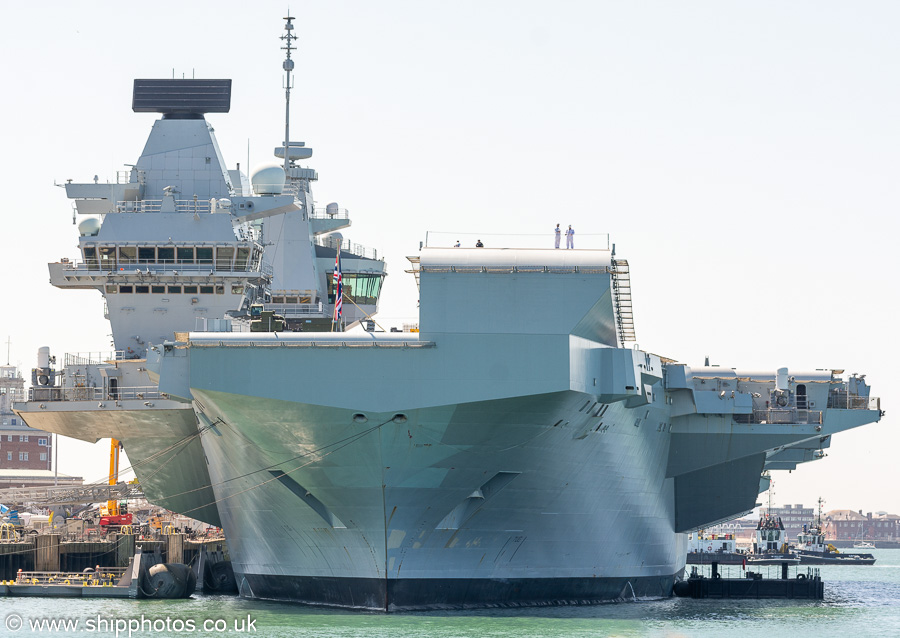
235,247,250,270
271,296,284,304
99,246,117,268
136,285,149,294
168,285,182,294
138,247,156,263
119,285,133,293
184,285,198,294
327,273,384,305
157,247,175,264
105,284,118,293
83,246,99,268
216,247,234,270
215,285,224,294
177,247,195,264
196,247,213,266
285,297,298,304
200,285,214,294
152,285,166,293
118,246,137,264
231,285,243,295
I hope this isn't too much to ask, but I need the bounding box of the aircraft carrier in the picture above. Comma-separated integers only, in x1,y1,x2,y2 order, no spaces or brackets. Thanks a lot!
14,17,882,610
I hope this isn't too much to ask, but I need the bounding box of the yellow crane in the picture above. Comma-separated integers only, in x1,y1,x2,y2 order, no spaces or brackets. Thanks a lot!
99,439,131,527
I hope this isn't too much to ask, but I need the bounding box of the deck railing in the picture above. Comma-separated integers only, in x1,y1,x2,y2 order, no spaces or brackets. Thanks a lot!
29,386,166,403
733,409,824,425
424,231,611,250
315,236,379,260
827,392,879,410
16,569,126,586
55,259,265,275
115,199,213,214
64,352,126,366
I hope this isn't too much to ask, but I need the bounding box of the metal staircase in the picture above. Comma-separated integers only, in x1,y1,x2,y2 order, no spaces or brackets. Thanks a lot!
612,259,636,345
405,255,421,291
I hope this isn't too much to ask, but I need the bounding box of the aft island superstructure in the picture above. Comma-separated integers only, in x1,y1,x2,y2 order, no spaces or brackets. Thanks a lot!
14,17,882,611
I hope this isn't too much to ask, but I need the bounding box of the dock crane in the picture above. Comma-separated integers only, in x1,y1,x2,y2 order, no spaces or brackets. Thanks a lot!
99,439,133,527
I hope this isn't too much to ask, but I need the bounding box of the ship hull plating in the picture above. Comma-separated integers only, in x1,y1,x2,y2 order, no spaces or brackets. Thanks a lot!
192,388,685,610
240,574,676,611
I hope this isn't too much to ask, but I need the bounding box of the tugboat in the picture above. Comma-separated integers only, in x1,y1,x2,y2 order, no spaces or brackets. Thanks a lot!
794,498,876,565
687,530,746,565
749,515,800,565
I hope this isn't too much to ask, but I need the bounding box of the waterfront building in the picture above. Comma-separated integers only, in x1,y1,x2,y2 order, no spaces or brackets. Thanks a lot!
0,365,54,470
825,509,900,542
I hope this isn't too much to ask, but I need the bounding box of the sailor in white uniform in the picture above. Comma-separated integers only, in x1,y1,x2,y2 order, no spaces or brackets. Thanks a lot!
565,225,574,249
554,224,561,248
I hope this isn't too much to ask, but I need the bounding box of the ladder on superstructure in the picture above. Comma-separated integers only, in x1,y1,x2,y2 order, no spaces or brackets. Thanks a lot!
405,256,421,291
612,259,636,346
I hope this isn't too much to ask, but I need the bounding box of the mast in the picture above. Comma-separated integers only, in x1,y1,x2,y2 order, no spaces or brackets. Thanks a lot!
280,15,297,173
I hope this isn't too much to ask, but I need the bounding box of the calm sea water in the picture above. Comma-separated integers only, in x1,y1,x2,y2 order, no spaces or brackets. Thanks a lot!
1,549,898,637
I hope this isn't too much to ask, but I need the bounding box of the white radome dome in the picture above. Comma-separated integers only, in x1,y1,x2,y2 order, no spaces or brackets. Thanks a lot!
250,164,286,195
78,217,101,236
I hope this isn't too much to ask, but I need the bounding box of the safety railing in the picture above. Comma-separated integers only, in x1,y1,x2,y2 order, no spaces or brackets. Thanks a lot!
16,569,126,586
733,409,824,425
64,352,126,366
315,236,379,260
425,231,611,250
311,206,350,220
54,258,265,275
827,392,879,410
757,409,822,424
28,386,166,403
264,303,325,317
115,199,213,214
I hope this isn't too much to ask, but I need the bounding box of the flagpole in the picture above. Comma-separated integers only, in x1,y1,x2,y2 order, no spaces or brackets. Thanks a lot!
331,249,343,332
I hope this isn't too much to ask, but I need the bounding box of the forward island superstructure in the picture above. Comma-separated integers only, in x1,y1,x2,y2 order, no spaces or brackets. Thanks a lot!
15,17,883,610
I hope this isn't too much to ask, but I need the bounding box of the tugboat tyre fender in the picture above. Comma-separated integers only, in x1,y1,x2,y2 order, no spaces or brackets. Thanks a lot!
796,573,806,580
712,573,721,579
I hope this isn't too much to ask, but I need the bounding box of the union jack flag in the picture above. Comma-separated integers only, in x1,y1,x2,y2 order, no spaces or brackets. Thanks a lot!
332,250,343,321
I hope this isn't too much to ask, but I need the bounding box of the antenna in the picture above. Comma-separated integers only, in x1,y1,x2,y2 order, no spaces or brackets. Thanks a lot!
5,336,9,365
280,15,298,173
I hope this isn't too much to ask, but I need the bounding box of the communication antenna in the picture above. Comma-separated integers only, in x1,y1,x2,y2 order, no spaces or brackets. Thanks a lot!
280,15,297,173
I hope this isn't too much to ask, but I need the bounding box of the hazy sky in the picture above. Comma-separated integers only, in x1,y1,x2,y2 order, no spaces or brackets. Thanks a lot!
1,1,897,515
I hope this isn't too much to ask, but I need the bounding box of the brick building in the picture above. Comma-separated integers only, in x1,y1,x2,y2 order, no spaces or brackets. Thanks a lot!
826,509,900,542
0,364,54,470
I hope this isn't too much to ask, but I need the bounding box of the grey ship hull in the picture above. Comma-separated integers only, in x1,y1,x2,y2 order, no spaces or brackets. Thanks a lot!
194,388,684,610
